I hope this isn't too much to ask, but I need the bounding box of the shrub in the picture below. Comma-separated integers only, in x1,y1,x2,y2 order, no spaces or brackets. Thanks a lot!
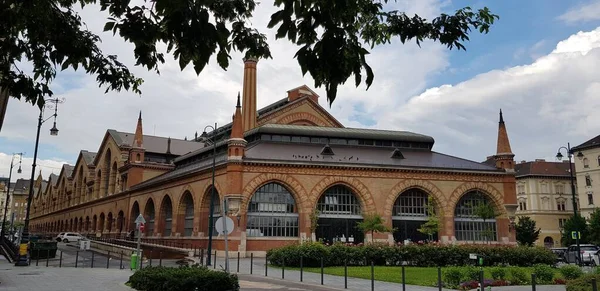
443,267,463,288
266,242,556,267
560,265,585,280
510,267,529,285
490,266,507,280
566,273,600,291
463,266,481,281
533,264,555,284
127,265,239,291
554,278,567,285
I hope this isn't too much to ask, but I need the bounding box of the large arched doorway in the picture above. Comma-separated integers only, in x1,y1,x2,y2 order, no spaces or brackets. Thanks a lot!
392,188,438,243
99,213,105,233
144,199,155,236
92,215,97,232
117,211,125,233
246,182,298,237
315,184,364,244
544,236,554,248
160,196,173,237
130,201,140,231
179,191,195,237
85,216,90,232
107,212,113,232
454,190,498,242
199,186,220,237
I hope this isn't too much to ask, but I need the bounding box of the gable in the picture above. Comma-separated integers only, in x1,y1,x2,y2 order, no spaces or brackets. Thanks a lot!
258,96,344,128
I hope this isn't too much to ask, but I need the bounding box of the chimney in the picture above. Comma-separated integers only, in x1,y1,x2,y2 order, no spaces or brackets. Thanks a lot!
242,57,258,132
287,85,319,103
166,137,172,154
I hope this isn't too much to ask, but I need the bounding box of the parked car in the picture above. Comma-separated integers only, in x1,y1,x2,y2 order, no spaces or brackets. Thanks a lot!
565,244,599,265
55,232,65,242
59,232,84,243
550,247,568,262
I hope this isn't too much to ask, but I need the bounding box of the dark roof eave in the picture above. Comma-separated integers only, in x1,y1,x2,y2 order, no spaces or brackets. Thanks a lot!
516,174,574,179
129,160,229,192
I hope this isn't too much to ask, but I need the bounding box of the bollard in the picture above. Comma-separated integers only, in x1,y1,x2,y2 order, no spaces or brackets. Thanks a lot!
250,253,254,274
120,252,124,269
300,256,304,282
237,252,240,273
344,259,347,289
214,251,217,270
36,249,40,266
75,251,79,268
371,260,374,291
91,252,95,268
282,258,285,279
59,251,63,268
531,273,536,291
402,265,406,291
320,257,324,285
593,278,598,291
159,251,163,267
46,249,49,267
107,251,111,268
438,267,442,291
200,249,204,266
480,268,484,291
149,250,153,266
265,255,268,276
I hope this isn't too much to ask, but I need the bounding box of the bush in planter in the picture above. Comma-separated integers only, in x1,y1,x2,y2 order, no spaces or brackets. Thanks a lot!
566,273,600,291
127,265,239,291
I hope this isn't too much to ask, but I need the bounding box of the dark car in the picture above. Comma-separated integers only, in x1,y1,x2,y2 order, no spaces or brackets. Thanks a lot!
550,247,568,262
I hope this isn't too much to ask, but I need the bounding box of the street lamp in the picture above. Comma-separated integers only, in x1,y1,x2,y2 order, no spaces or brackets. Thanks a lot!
15,97,64,266
202,123,218,267
556,142,583,266
1,153,24,238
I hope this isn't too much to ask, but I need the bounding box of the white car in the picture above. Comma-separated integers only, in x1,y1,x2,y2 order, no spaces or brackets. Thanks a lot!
59,232,84,243
55,232,66,242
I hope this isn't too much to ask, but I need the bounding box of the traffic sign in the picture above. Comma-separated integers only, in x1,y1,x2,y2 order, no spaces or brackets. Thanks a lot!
135,214,146,224
571,231,581,240
215,217,234,235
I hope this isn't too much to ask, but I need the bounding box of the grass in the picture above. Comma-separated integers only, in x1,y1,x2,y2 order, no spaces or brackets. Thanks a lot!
282,266,561,287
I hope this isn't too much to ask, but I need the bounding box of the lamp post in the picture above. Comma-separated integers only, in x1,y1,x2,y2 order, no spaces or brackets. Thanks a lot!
202,123,218,267
15,97,64,266
556,142,584,266
1,153,23,238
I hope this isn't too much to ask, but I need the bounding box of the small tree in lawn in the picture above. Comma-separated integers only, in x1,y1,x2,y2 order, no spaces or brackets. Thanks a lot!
515,216,541,246
417,197,439,241
308,209,320,242
357,213,393,243
472,202,497,243
561,214,590,246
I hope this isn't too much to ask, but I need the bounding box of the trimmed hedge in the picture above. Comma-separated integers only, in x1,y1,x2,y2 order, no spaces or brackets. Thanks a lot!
128,265,239,291
566,273,600,291
266,242,556,267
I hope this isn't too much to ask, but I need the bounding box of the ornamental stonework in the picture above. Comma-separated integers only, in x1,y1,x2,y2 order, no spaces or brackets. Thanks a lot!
276,112,332,127
308,176,376,213
446,181,506,217
383,179,447,217
240,173,310,214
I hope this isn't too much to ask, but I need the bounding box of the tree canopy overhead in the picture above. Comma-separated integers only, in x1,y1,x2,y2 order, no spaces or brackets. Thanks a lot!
0,0,499,109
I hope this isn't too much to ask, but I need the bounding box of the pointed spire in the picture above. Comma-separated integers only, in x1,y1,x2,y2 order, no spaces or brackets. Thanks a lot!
231,92,244,139
496,109,513,155
133,110,144,148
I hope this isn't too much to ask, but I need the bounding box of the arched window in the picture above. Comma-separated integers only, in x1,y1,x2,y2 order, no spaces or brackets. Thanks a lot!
247,182,298,237
130,202,140,232
144,199,155,236
107,212,113,232
199,186,220,237
584,158,590,169
392,188,436,242
99,213,105,233
161,196,173,237
117,211,125,233
454,191,497,241
544,236,554,248
110,162,118,194
316,184,364,244
597,156,600,167
180,192,194,237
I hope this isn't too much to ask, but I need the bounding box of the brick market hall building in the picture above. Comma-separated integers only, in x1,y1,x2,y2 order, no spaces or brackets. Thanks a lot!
29,58,518,255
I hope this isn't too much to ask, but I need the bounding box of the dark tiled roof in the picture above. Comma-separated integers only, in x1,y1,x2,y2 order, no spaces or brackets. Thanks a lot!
81,150,97,165
108,130,205,156
515,160,573,178
63,164,74,178
573,135,600,151
13,179,30,193
49,173,59,186
246,124,435,144
244,142,499,171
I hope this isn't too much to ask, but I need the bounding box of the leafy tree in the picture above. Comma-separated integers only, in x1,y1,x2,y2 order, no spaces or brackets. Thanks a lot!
561,214,590,246
417,197,439,241
472,201,497,243
1,0,499,111
515,216,541,247
587,208,600,245
357,213,393,242
309,209,320,235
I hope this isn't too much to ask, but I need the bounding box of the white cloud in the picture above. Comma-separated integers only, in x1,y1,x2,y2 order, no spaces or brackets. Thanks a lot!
0,153,68,181
381,27,600,162
558,1,600,24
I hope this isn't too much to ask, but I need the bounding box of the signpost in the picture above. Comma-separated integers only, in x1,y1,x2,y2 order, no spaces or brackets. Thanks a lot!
134,214,146,270
215,202,234,273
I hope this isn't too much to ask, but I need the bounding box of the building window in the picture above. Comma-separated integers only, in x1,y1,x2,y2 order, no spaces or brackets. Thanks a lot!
541,183,548,193
586,175,592,187
556,185,565,195
247,182,298,237
557,200,566,211
517,185,525,194
393,189,430,217
454,191,497,241
584,158,590,168
597,156,600,167
588,193,594,205
559,218,567,229
519,201,527,211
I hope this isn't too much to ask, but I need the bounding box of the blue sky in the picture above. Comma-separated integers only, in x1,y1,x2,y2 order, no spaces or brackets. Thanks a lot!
3,0,600,179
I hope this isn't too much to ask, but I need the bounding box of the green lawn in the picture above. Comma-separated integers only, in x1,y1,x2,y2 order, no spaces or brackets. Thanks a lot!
283,266,560,288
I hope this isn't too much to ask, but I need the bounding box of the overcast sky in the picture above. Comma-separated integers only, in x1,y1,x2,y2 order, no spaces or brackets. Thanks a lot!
2,0,600,180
